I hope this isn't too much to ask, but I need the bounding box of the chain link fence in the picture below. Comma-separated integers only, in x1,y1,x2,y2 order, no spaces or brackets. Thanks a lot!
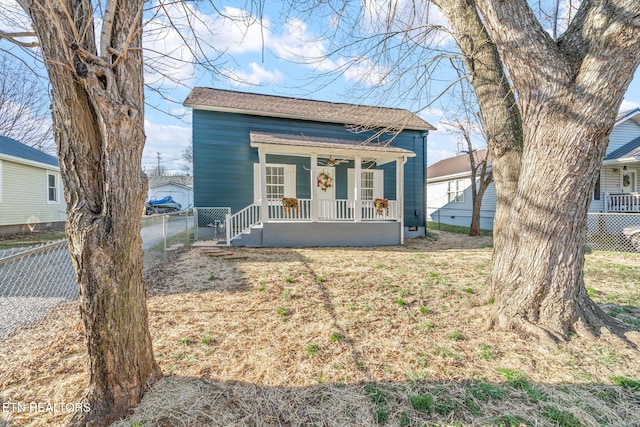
0,211,195,341
141,210,195,270
587,212,640,252
0,240,77,340
194,207,231,241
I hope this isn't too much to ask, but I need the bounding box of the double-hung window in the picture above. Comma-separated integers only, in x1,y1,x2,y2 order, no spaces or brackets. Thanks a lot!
348,169,384,200
254,163,296,201
448,180,465,203
47,172,58,203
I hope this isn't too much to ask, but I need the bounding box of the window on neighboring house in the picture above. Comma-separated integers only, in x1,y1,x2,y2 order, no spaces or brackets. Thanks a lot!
593,174,601,201
0,160,3,202
47,172,58,203
253,163,296,201
448,180,465,203
348,169,384,200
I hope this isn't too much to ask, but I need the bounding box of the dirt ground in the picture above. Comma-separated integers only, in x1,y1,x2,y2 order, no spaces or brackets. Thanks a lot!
1,231,639,426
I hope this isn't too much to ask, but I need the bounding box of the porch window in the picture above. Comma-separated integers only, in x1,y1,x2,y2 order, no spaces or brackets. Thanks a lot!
47,172,58,203
361,171,375,200
253,163,296,201
448,180,465,203
266,166,285,199
348,169,384,200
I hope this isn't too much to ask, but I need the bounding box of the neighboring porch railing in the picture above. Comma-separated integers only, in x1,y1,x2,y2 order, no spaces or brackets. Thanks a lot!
605,193,640,212
226,201,261,244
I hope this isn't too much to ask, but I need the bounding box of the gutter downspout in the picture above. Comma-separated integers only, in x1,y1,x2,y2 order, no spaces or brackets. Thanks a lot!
400,156,408,245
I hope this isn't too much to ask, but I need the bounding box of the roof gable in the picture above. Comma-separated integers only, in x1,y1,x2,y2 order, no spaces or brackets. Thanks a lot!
0,135,58,167
184,87,435,132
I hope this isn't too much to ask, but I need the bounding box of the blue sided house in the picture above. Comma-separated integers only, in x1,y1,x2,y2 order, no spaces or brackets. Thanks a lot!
184,88,435,247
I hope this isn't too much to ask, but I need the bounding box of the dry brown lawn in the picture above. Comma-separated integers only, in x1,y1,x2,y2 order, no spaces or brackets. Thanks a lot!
1,231,639,426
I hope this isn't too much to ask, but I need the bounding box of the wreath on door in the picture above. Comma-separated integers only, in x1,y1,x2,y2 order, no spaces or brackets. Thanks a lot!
317,172,333,192
623,173,631,187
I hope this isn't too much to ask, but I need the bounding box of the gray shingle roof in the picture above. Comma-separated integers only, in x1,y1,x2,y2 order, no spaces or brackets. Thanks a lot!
0,135,58,167
427,149,489,180
184,87,435,132
250,131,415,157
605,135,640,160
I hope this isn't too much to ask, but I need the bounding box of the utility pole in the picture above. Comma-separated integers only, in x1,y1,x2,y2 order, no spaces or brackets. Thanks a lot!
156,152,161,176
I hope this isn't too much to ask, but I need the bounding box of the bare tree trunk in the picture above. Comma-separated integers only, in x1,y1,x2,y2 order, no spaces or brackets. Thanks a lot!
475,0,640,341
469,169,490,236
19,0,161,424
432,0,523,245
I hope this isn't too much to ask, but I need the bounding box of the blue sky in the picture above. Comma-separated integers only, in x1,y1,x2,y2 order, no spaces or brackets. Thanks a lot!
2,0,640,174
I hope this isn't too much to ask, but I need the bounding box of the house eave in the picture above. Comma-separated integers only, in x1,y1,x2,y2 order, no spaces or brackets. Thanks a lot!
602,157,640,166
185,103,435,132
0,153,60,171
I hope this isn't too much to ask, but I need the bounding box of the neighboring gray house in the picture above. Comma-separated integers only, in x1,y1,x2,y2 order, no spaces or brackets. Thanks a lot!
0,136,66,235
427,109,640,230
184,87,435,247
147,175,193,210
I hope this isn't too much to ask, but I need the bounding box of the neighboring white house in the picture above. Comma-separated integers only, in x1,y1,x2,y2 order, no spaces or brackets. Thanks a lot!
147,175,193,210
427,109,640,230
0,136,66,235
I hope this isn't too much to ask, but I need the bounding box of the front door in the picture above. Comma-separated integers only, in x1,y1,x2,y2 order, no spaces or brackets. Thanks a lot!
317,166,335,219
621,168,637,193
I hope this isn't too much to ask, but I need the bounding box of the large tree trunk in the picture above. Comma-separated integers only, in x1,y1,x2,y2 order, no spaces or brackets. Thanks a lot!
432,0,523,244
475,0,640,341
19,0,161,424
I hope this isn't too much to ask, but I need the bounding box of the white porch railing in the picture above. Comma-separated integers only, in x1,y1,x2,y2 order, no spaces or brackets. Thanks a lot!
268,199,399,221
606,193,640,212
226,201,261,244
225,198,400,244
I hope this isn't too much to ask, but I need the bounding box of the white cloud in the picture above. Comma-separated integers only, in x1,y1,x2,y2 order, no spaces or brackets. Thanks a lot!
620,99,640,112
228,62,283,87
361,0,453,47
143,2,270,86
143,120,191,175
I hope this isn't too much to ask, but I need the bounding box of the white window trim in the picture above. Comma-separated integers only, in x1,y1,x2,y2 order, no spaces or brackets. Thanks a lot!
448,179,465,203
253,163,296,201
47,171,60,204
348,169,384,200
0,160,3,203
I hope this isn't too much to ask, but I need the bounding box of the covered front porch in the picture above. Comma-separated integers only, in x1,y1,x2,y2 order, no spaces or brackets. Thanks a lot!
600,160,640,213
227,131,416,247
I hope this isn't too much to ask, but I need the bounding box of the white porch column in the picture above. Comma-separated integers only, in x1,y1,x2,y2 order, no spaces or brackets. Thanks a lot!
354,155,362,222
259,148,268,223
397,157,406,244
311,153,318,222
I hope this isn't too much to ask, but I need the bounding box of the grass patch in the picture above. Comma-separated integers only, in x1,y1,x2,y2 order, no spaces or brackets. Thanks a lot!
498,368,547,401
409,394,433,413
305,343,320,356
541,406,581,427
364,384,389,404
0,229,66,249
612,376,640,391
427,221,492,236
466,380,508,401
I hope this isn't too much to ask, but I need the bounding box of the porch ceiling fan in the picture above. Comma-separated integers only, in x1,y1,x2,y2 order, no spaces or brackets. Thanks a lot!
318,155,349,167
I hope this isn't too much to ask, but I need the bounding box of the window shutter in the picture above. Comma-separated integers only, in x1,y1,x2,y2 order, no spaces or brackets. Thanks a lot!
347,169,355,200
284,164,296,197
373,170,384,199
